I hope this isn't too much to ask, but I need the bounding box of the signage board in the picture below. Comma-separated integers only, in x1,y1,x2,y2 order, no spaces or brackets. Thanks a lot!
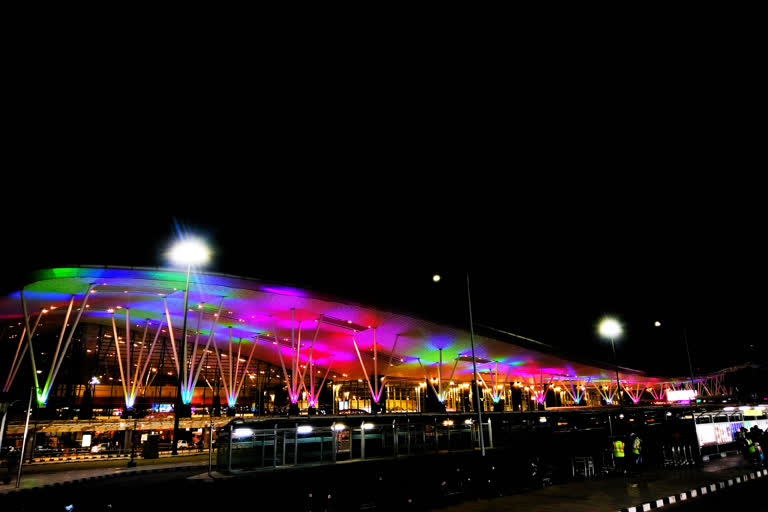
666,390,697,402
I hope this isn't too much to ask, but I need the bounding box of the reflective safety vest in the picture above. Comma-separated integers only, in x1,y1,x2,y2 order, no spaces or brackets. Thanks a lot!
747,439,756,454
632,437,641,455
613,440,625,458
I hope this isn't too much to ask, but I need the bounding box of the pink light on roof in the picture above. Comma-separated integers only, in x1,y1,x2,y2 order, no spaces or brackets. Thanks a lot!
260,286,306,297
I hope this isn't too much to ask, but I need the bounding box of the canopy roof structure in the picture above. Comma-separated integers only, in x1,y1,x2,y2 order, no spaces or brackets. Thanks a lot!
0,267,671,393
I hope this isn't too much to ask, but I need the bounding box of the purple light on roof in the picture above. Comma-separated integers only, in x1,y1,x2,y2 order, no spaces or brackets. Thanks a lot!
261,286,306,297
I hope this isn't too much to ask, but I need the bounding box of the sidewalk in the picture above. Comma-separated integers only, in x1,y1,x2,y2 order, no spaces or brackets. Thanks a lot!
0,458,208,494
434,455,761,512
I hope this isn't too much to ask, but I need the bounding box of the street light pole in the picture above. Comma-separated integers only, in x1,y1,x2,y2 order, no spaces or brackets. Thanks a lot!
466,273,485,456
609,337,623,412
168,238,210,457
172,263,192,456
683,328,696,394
598,318,623,413
15,386,34,488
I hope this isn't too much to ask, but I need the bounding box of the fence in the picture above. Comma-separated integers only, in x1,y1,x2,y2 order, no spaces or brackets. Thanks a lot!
217,419,494,473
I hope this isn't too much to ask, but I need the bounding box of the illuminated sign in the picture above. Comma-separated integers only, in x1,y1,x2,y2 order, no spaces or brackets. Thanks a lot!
81,434,92,448
666,390,697,402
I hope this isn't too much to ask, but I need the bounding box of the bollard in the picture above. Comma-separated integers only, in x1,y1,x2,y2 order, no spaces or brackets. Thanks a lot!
227,423,233,473
361,421,366,460
273,424,278,468
332,423,337,463
393,422,399,456
488,419,493,449
294,423,299,465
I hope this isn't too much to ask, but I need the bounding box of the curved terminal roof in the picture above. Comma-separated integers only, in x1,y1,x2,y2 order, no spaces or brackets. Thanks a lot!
0,267,667,385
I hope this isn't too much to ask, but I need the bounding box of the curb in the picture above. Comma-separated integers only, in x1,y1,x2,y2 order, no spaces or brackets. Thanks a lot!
3,464,208,494
31,455,131,464
617,468,767,511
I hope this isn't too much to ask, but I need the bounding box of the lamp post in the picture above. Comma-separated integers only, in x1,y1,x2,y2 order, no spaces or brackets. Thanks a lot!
598,317,623,412
168,238,210,456
465,273,486,456
433,273,484,455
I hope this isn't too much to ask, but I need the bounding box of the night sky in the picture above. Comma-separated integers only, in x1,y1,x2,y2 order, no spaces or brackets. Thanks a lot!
2,197,763,381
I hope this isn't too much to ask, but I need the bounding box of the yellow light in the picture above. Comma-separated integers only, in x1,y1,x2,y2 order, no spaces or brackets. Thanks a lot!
432,274,441,282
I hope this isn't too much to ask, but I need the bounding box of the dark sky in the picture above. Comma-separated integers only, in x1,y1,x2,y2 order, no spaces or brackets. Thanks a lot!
3,40,763,379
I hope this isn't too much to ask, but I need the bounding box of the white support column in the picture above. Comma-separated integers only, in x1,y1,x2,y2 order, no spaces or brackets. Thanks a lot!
48,284,94,396
417,358,440,400
352,335,377,400
4,311,44,393
137,318,165,395
110,313,130,406
233,337,260,405
271,316,296,402
124,309,131,401
298,316,322,386
162,298,180,374
43,295,75,399
374,328,379,401
187,304,205,391
212,328,231,406
20,289,40,394
189,297,225,392
438,349,443,403
130,319,150,403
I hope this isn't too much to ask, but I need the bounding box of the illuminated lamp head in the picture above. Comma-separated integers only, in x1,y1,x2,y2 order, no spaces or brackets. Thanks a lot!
598,318,622,339
168,238,211,266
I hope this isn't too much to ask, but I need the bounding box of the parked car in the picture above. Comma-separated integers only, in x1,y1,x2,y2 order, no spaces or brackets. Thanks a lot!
339,409,368,415
176,439,190,449
90,443,110,454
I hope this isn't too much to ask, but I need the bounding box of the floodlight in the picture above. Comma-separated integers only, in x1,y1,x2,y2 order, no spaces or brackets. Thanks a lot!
598,318,622,339
168,239,211,265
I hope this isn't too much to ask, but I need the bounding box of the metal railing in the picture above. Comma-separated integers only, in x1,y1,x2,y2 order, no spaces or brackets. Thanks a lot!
217,420,494,473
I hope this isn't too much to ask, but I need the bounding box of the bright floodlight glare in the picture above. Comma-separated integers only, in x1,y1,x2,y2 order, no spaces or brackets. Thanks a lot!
598,318,622,339
168,239,211,265
233,428,253,438
432,274,441,282
654,321,661,327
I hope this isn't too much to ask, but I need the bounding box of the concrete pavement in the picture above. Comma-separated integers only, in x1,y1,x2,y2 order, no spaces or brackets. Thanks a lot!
433,455,764,512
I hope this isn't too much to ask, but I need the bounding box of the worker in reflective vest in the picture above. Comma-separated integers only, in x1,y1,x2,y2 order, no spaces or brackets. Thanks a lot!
613,439,625,458
631,434,642,460
613,438,626,473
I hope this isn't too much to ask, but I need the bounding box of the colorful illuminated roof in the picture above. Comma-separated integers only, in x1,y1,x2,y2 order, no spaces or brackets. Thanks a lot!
0,266,669,385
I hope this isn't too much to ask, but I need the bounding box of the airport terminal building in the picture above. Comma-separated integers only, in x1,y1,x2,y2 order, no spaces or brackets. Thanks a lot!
0,267,761,463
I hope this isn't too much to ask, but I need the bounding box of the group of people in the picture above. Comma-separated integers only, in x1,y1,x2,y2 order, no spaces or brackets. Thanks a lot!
737,425,766,465
612,432,642,474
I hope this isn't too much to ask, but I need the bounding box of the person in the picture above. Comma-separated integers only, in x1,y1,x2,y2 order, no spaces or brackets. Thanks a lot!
630,433,642,468
738,429,757,463
612,436,626,474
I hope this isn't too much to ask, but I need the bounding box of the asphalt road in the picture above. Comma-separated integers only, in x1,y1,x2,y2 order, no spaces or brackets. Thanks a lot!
1,467,209,511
